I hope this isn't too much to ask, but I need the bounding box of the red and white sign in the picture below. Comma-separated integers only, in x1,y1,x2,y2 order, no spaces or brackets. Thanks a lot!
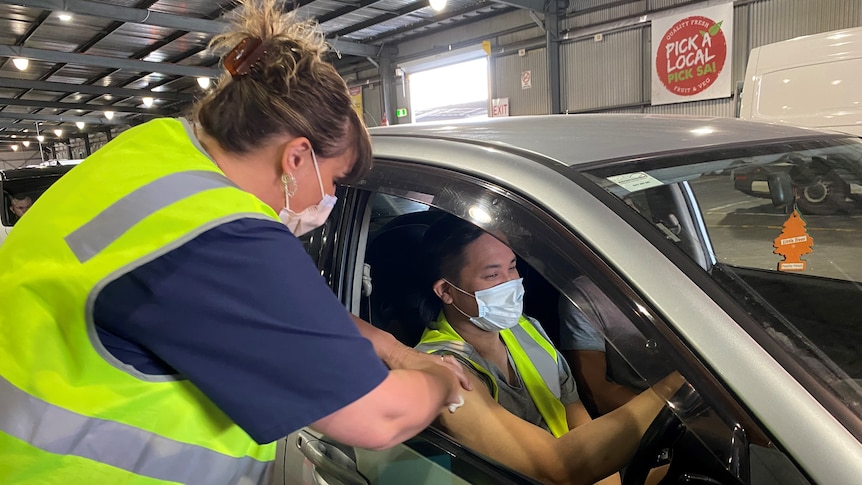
521,70,532,90
491,97,510,117
651,3,733,105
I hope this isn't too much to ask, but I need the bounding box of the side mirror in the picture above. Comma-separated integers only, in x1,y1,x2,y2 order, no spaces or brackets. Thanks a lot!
767,173,793,211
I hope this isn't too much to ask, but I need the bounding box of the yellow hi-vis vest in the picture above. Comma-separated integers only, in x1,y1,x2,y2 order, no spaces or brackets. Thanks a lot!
0,118,278,484
416,313,569,437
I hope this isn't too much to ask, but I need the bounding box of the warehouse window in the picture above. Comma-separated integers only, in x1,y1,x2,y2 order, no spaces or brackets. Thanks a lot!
409,57,488,123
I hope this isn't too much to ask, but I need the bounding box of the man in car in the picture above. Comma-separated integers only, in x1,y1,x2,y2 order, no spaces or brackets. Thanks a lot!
9,194,32,221
415,214,682,485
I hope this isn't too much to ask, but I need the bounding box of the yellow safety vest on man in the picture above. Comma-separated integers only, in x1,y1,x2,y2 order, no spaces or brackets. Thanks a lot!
0,118,277,484
416,313,569,437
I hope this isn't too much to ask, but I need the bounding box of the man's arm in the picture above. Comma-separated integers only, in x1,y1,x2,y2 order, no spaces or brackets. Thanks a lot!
351,314,471,392
565,349,639,415
436,370,681,485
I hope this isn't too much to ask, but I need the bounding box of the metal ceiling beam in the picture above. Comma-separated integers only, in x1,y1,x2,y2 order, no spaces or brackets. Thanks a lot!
0,45,220,78
2,0,391,57
0,78,194,101
331,1,428,38
3,0,228,34
0,111,122,124
0,97,167,114
492,0,546,11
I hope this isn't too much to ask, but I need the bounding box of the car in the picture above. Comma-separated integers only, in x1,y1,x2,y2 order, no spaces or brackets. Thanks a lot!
0,163,78,245
277,114,862,485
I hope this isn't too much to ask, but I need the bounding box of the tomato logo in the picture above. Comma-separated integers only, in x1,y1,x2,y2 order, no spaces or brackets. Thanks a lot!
656,16,727,97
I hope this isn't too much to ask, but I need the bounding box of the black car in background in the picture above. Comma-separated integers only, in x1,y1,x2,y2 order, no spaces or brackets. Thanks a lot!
732,150,862,214
1,162,78,244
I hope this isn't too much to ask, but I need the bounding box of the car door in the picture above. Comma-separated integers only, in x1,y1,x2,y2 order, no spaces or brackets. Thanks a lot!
284,151,824,484
281,185,540,485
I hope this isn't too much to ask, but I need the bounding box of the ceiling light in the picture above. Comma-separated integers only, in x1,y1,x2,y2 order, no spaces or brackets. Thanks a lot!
11,144,19,152
58,13,72,21
103,95,112,101
76,121,85,130
10,135,16,138
22,140,30,147
53,129,63,137
104,111,114,120
36,135,44,142
429,0,447,11
197,77,211,89
142,96,154,108
12,58,29,71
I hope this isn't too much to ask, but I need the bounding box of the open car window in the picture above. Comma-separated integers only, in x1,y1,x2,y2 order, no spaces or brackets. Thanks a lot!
580,136,862,437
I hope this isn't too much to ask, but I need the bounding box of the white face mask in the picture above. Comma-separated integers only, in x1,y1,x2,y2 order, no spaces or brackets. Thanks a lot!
446,278,525,331
279,149,338,237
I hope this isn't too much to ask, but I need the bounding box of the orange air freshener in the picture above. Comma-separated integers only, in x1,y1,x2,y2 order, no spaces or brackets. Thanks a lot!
773,208,814,272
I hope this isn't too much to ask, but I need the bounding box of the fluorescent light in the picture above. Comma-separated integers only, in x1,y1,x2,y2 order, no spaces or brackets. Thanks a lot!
53,129,63,137
142,96,154,107
104,111,114,120
76,121,85,129
11,144,18,151
12,58,28,70
429,0,446,10
58,13,72,21
36,135,44,142
197,77,211,89
22,140,30,147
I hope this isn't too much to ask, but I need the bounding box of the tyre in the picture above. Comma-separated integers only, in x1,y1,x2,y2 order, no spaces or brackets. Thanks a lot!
795,171,849,215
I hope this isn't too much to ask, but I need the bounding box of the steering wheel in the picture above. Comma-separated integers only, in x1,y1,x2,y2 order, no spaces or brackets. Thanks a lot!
621,383,704,485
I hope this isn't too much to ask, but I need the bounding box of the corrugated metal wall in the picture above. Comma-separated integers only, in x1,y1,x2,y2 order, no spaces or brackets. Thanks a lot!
566,1,647,27
362,84,385,128
562,27,644,111
648,0,698,10
493,48,549,115
747,0,862,49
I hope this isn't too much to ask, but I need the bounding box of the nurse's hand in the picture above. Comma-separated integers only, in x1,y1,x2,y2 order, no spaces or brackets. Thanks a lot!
350,314,471,393
389,345,472,394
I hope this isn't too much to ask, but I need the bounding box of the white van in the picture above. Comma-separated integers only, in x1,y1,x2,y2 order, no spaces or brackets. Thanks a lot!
739,26,862,136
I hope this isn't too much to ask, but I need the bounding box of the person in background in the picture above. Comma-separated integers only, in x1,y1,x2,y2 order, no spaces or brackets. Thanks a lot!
558,281,646,416
0,2,467,484
9,194,32,221
415,214,683,485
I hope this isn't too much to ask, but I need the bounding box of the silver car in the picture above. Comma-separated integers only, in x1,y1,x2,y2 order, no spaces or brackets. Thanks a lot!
278,115,862,484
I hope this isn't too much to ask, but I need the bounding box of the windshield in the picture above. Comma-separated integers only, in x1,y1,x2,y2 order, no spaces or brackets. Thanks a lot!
582,136,862,432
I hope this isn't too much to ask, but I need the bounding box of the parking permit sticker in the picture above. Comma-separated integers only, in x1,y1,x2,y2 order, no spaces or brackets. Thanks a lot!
773,208,814,271
607,172,663,192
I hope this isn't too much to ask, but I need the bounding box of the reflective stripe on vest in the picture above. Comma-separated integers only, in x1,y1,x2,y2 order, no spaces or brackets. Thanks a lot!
417,314,569,437
66,170,237,263
0,375,270,485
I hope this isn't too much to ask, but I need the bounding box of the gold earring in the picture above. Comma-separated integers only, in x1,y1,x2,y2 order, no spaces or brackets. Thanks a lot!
281,172,297,197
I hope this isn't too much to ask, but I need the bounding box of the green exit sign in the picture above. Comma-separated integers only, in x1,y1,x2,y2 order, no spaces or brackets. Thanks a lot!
395,108,408,118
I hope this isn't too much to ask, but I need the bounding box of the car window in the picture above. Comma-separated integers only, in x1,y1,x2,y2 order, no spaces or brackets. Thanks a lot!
581,136,862,434
347,162,783,484
1,175,63,227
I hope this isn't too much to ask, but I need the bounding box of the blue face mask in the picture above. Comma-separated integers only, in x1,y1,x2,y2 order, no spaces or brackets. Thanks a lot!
446,278,525,332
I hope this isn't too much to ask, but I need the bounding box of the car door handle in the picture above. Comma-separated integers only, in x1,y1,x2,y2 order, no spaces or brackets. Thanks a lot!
296,431,369,485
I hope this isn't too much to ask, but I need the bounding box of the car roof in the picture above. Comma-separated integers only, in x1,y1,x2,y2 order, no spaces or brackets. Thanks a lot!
0,164,76,181
370,114,844,166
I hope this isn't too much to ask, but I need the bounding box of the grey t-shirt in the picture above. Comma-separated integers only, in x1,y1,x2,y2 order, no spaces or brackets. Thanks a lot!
420,316,580,433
